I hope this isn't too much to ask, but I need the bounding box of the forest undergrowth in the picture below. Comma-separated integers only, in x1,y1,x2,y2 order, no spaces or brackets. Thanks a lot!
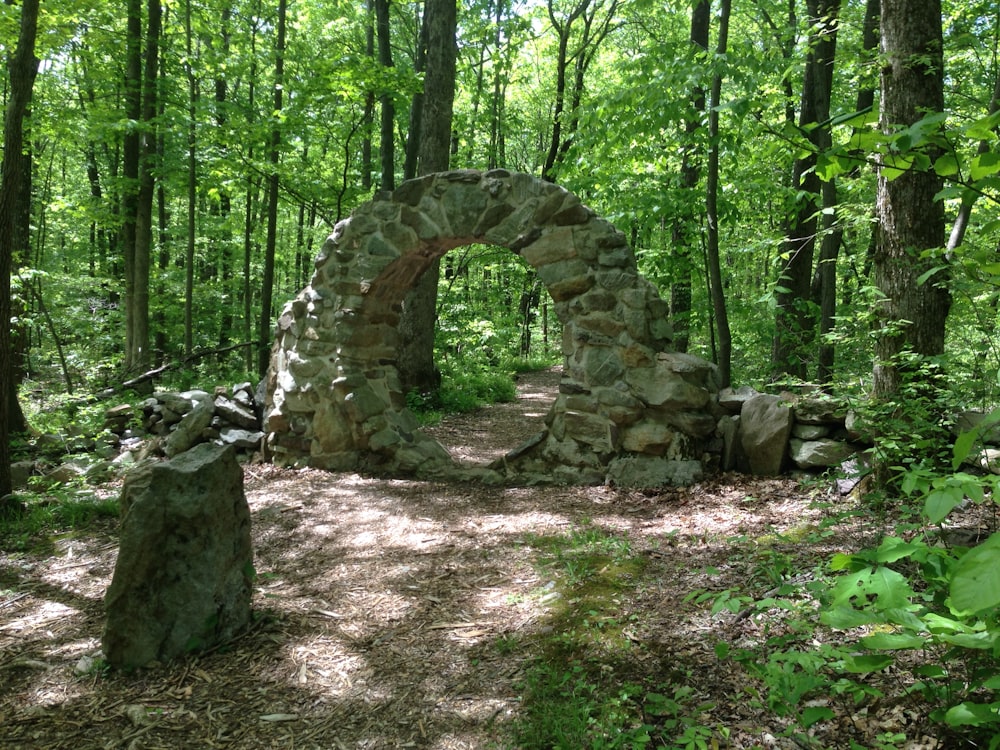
2,367,1000,748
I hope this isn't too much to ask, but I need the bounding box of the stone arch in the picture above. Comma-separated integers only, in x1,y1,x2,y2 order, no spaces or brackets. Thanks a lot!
264,169,720,486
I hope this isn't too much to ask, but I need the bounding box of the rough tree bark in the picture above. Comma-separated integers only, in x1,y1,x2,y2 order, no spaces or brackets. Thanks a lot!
872,0,949,398
669,0,709,353
396,0,456,396
258,0,287,377
705,0,732,388
771,0,840,381
0,0,41,498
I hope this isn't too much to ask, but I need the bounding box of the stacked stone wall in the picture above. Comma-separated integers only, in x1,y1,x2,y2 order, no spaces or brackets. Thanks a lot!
265,169,720,486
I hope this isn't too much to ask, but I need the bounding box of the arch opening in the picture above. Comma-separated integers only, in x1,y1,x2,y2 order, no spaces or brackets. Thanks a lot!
264,169,720,487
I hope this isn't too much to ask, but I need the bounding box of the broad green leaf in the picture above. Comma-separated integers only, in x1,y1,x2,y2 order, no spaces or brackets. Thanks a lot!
971,152,1000,181
944,701,1000,727
860,632,925,650
925,485,964,523
874,536,921,563
965,110,1000,140
801,706,835,727
939,631,997,650
829,552,856,571
933,152,959,177
950,534,1000,613
821,606,883,629
831,566,915,609
841,654,894,674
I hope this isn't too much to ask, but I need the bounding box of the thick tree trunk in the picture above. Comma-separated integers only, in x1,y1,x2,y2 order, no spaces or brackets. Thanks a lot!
872,0,949,399
0,0,40,498
396,0,456,396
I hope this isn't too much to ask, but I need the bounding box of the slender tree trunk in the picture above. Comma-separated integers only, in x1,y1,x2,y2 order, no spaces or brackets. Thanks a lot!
872,0,949,399
258,0,286,377
670,0,709,353
0,0,40,498
122,0,142,372
771,0,840,381
184,0,198,356
396,0,456,395
403,3,428,182
362,0,374,191
374,0,395,190
127,0,160,378
705,0,732,388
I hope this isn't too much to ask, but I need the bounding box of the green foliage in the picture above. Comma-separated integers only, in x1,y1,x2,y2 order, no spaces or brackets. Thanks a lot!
0,490,119,553
715,415,1000,746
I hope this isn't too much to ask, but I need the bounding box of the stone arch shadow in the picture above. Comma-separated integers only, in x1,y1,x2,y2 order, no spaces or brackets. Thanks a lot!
264,169,720,486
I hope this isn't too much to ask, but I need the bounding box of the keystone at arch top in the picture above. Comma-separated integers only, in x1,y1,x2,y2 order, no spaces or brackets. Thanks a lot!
264,169,720,486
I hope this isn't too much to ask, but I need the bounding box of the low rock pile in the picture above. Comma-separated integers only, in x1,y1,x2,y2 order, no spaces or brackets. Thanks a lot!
103,382,266,466
714,386,864,477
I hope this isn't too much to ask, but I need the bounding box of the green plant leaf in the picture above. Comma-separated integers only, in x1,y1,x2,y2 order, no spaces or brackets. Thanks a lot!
925,485,965,524
874,537,922,563
860,632,925,650
821,606,883,629
933,152,959,177
801,705,835,727
841,654,894,673
971,152,1000,181
944,701,1000,727
949,534,1000,614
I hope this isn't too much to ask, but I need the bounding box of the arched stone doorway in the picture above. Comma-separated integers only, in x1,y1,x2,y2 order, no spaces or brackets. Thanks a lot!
264,169,720,486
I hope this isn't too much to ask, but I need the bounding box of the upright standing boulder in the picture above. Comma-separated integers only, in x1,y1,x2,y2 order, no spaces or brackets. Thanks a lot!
739,394,794,476
103,443,253,670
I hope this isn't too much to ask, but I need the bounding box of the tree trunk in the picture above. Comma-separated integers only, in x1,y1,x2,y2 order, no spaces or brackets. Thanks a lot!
771,0,840,381
184,0,198,356
0,0,40,498
872,0,949,398
258,0,287,377
705,0,732,388
396,0,456,395
374,0,395,190
121,0,142,372
670,0,709,354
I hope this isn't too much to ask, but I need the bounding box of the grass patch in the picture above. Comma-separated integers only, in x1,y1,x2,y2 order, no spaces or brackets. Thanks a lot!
0,491,119,553
507,522,727,749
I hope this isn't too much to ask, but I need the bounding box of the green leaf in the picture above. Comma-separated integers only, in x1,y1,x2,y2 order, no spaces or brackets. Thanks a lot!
939,631,997,650
971,152,1000,181
829,552,856,571
925,485,965,523
950,534,1000,613
874,537,922,563
933,152,960,177
944,701,1000,727
916,265,948,286
860,632,925,650
801,705,835,727
831,566,915,609
821,606,883,629
841,654,894,674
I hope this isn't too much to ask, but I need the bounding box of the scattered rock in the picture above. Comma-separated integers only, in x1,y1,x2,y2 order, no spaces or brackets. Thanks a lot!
103,443,254,670
740,395,794,476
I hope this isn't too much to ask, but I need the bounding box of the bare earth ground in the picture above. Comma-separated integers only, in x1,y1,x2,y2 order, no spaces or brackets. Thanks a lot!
0,369,951,749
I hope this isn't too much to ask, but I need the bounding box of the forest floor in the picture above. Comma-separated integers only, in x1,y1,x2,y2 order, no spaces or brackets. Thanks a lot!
0,369,958,749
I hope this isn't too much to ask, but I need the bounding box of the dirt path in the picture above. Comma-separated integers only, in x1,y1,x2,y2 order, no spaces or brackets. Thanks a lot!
0,370,929,749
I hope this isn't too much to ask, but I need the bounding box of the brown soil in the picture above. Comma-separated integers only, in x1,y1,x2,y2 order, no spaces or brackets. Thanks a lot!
0,369,954,749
